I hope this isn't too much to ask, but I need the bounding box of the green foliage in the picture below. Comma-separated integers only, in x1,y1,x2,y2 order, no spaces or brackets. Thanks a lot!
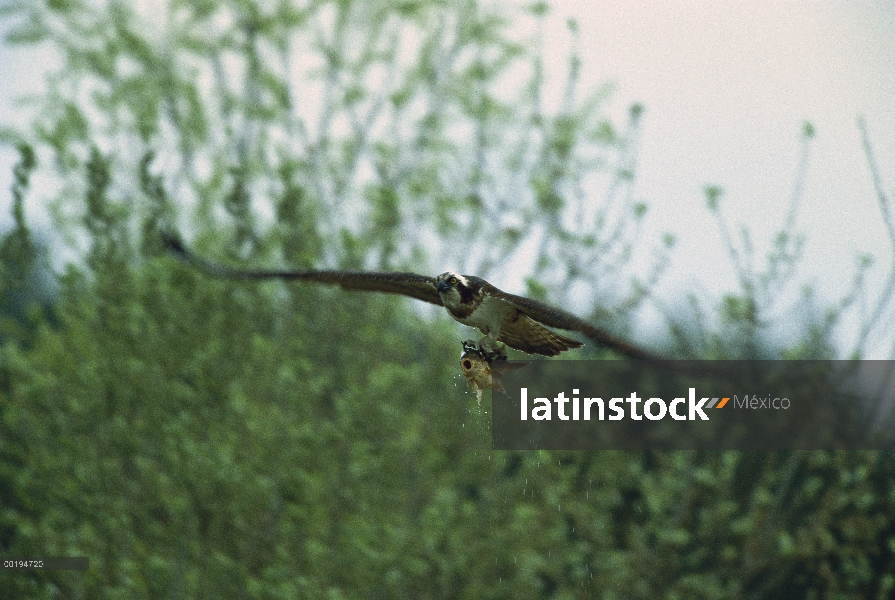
1,0,892,598
0,247,477,598
5,0,663,328
704,185,723,212
0,144,56,345
4,280,895,598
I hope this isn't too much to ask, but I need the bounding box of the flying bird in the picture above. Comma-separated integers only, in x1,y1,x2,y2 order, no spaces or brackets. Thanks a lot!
163,235,653,359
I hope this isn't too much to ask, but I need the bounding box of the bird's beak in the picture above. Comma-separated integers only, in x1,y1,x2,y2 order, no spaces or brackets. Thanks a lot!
437,280,451,293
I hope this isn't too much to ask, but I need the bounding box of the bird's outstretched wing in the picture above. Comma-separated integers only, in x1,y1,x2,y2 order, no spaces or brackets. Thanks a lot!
163,234,443,306
488,287,655,360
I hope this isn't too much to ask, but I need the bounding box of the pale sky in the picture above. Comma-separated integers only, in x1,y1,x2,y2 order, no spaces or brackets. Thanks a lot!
1,2,894,356
541,1,895,356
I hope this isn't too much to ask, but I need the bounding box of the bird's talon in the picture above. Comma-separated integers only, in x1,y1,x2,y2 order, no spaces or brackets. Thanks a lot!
476,339,507,362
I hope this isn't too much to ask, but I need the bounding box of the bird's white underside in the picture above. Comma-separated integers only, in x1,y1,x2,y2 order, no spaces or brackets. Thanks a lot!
452,295,507,338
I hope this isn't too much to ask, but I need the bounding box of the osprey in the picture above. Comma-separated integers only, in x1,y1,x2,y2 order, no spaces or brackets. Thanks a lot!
164,235,651,359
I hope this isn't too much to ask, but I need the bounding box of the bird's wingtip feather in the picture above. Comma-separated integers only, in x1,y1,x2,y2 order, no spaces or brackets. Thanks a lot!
160,231,189,259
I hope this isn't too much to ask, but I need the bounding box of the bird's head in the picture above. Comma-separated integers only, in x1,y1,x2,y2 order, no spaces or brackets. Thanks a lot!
435,271,472,307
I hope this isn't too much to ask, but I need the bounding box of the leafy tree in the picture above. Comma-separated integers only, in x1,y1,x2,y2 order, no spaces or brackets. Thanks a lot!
1,1,893,599
0,144,56,346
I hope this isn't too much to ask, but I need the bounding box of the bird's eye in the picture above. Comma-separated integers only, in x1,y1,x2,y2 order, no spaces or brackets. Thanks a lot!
449,276,457,285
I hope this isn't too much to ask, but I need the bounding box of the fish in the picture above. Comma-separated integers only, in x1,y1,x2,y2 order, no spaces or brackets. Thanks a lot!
459,340,527,404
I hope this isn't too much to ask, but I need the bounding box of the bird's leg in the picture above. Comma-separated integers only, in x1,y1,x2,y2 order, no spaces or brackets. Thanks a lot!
460,339,506,362
476,337,508,362
461,339,481,357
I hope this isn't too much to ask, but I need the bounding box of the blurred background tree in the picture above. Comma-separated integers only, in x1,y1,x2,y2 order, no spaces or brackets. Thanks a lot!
0,0,893,598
